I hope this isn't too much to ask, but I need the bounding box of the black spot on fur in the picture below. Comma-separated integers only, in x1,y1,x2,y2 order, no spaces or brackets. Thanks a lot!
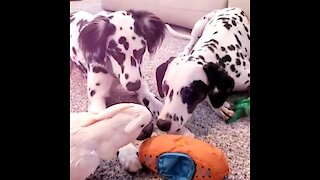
243,61,246,66
169,90,174,101
197,61,203,65
231,20,236,26
228,45,235,51
213,31,218,35
245,80,249,84
236,52,240,57
90,90,96,97
107,49,126,69
243,24,248,32
130,26,133,30
219,55,232,66
247,34,250,40
236,59,241,65
181,80,208,114
180,116,183,122
108,40,119,50
240,53,244,59
120,27,123,30
230,64,236,72
236,44,240,49
207,46,214,53
131,56,137,67
245,48,248,52
122,12,126,15
132,36,136,40
241,11,246,16
72,47,77,55
216,54,221,60
236,73,241,78
133,47,145,64
218,17,230,21
191,50,194,54
126,80,141,91
221,47,226,51
129,10,165,54
92,67,108,74
223,22,232,30
125,73,129,79
96,83,100,86
198,55,205,61
118,36,129,50
139,67,142,77
143,98,150,107
234,34,242,47
238,30,242,35
248,73,250,77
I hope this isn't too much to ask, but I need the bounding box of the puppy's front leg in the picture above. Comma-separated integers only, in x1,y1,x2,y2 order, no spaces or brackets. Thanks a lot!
87,67,119,113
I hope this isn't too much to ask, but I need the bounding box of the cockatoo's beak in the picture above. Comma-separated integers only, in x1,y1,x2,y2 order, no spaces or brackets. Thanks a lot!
136,121,154,140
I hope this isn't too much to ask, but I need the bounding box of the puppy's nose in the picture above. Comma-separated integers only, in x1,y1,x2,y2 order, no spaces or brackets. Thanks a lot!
136,121,154,140
157,119,171,132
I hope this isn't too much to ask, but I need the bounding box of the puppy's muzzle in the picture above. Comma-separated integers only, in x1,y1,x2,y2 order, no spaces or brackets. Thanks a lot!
136,121,154,140
156,119,171,132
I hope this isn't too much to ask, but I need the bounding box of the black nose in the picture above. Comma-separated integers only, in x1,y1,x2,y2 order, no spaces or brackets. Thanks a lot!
157,119,171,132
136,121,154,140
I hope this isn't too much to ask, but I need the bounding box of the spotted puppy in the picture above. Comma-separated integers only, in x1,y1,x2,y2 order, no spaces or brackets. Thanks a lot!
70,10,165,116
156,7,250,134
70,10,165,173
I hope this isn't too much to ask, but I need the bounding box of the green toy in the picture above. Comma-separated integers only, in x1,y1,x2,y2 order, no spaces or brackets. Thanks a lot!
227,97,250,124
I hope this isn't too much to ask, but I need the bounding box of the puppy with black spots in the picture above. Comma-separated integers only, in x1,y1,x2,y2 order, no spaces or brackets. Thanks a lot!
156,7,250,134
70,10,165,173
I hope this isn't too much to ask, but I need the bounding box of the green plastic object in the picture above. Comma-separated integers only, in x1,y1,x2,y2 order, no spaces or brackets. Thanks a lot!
227,97,250,124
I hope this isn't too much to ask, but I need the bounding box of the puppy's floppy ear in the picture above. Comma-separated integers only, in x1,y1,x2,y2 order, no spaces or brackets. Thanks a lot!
203,62,235,108
156,57,175,98
78,16,116,64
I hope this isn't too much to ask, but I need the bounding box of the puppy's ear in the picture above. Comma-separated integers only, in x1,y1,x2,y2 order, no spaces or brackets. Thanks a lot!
78,16,116,64
203,62,235,108
156,57,175,98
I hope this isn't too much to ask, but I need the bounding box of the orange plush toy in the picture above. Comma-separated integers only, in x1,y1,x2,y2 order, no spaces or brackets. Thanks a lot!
139,134,229,180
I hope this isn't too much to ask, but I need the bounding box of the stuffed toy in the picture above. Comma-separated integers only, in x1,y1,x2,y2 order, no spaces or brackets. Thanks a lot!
227,97,250,124
139,134,229,180
70,103,153,180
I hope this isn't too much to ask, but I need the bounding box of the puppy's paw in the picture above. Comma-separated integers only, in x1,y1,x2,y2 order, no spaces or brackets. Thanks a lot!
117,144,142,174
218,102,235,120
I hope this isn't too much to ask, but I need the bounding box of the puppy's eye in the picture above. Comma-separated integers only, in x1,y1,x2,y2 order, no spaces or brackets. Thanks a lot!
140,124,145,128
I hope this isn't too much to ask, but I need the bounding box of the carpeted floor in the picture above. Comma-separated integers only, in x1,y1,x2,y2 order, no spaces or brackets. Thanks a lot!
70,0,250,179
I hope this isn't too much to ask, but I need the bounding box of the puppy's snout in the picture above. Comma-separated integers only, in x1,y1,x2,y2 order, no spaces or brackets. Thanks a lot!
157,119,171,132
136,121,154,140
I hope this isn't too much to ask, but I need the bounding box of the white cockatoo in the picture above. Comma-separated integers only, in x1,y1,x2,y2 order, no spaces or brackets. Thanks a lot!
70,103,153,180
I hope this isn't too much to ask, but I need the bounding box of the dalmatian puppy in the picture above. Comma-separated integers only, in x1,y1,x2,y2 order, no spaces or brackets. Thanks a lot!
156,7,250,134
70,10,165,116
70,10,165,174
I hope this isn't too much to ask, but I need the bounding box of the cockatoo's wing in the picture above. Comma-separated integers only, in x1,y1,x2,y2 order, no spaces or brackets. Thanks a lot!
81,103,136,127
70,147,100,180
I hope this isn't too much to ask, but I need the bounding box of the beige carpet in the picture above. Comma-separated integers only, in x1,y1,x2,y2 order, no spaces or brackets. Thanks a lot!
70,0,250,179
